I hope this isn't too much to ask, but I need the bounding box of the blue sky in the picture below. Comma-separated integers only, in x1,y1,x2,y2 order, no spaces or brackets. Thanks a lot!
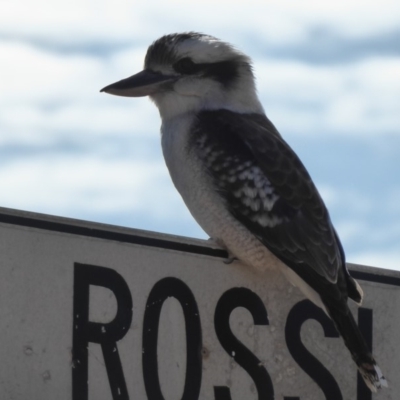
1,0,399,270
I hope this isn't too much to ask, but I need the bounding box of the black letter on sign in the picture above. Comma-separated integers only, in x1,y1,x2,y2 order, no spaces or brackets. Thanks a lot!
285,300,342,400
214,287,273,400
142,277,202,400
357,308,373,400
72,263,133,400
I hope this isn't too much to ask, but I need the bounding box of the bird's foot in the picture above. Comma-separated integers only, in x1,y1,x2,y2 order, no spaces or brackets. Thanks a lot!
223,255,238,264
207,237,238,264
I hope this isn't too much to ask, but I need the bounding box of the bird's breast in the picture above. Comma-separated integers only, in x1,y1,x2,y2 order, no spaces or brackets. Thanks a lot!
161,114,282,273
161,115,222,227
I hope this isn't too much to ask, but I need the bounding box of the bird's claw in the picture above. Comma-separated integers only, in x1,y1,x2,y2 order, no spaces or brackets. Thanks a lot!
207,237,237,264
223,256,238,264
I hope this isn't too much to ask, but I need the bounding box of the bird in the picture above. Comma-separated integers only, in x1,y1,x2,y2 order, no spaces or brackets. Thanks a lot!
101,32,387,392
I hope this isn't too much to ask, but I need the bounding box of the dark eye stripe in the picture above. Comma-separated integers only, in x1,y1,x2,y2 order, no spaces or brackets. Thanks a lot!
173,57,199,74
173,57,241,88
202,60,239,87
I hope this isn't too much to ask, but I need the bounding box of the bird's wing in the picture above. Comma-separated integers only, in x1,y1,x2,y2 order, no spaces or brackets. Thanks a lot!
191,109,343,285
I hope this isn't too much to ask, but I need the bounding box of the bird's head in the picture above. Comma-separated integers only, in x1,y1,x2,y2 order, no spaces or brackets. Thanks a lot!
101,32,264,120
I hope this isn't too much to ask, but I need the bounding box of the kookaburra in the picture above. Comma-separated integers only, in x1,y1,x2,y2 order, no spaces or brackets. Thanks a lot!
101,32,387,391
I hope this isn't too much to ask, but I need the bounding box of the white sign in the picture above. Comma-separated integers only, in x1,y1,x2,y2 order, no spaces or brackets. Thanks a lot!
0,207,398,400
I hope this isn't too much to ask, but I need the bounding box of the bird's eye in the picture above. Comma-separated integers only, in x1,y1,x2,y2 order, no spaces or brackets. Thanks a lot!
174,57,197,74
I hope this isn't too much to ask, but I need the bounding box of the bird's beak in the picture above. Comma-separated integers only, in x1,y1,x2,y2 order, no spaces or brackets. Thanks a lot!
100,69,176,97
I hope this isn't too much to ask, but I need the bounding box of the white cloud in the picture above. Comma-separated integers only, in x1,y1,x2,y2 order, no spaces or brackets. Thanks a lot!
0,42,102,104
0,41,159,145
1,0,149,45
2,0,400,45
0,102,157,145
0,155,172,216
266,0,400,38
0,41,146,106
256,57,400,136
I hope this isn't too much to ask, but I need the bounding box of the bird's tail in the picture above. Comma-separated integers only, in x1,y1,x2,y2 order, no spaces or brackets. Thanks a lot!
327,305,388,392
